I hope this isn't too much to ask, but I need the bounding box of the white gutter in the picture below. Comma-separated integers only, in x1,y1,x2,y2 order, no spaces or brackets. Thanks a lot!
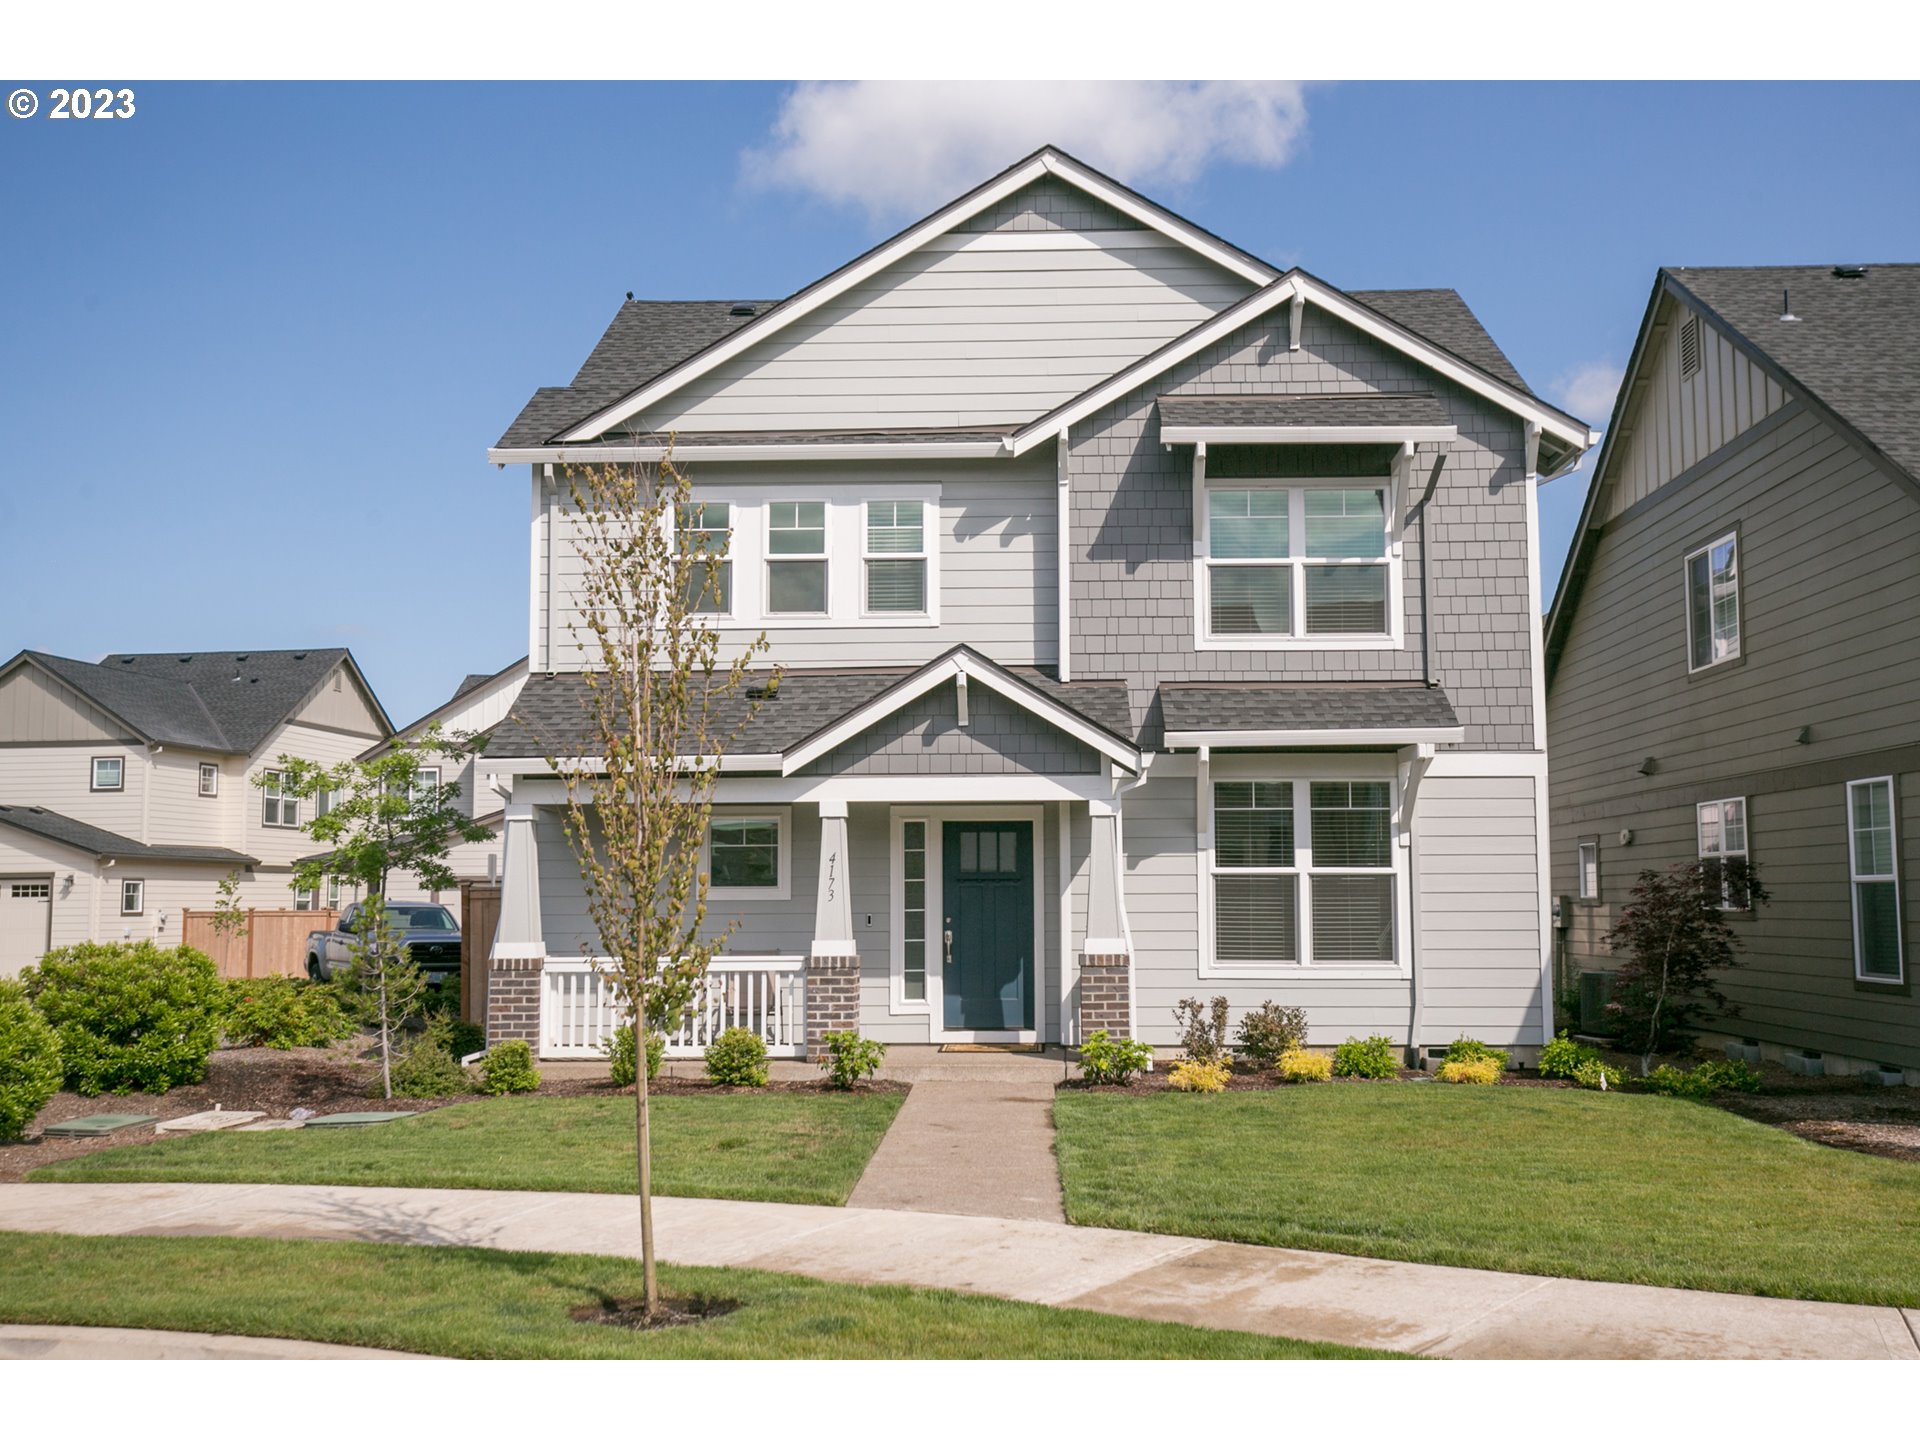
1163,726,1465,749
1056,428,1072,682
475,753,786,778
489,441,1007,467
1159,424,1458,447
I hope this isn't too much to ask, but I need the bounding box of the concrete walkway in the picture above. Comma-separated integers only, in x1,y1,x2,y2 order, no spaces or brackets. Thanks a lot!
1,1183,1914,1359
0,1322,431,1360
848,1081,1065,1222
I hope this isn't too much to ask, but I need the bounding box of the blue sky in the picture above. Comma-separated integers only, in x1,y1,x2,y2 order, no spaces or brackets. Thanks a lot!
3,80,1916,724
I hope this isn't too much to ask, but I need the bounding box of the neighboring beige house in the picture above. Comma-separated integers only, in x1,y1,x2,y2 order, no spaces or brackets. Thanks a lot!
0,648,392,976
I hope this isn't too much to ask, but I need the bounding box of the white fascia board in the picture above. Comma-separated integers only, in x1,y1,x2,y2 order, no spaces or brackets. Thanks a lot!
476,753,784,778
489,441,1006,466
1035,152,1276,287
1163,727,1467,749
1159,424,1458,446
779,652,1139,776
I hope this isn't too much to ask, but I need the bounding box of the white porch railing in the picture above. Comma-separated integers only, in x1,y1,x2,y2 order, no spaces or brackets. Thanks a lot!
539,956,807,1060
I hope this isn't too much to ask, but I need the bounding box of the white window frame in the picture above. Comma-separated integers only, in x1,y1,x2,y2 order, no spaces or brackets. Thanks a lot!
91,756,124,792
675,499,735,620
293,887,318,912
862,498,933,621
409,766,442,805
1685,531,1741,673
704,806,792,901
764,499,830,617
1196,478,1404,651
1577,838,1599,901
1847,776,1905,985
888,810,934,1015
198,762,219,798
1696,797,1751,910
11,881,51,899
327,876,345,909
120,878,145,916
261,769,300,828
1198,752,1410,977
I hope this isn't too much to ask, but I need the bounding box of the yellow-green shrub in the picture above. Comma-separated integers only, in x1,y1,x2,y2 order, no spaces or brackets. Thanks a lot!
1167,1058,1231,1092
1437,1056,1503,1085
1276,1046,1332,1083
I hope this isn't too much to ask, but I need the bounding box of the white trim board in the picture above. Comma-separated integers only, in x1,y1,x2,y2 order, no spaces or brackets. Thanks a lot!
1161,424,1458,446
1163,727,1465,748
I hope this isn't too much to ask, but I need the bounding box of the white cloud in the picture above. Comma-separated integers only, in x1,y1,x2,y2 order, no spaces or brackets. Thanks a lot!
1550,360,1625,428
742,81,1310,220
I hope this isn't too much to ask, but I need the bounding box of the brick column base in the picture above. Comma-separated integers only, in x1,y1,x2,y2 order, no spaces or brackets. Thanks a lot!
1078,952,1132,1039
805,952,861,1060
487,953,544,1047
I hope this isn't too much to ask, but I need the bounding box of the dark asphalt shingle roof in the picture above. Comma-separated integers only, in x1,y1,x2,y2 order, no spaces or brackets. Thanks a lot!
1159,683,1461,734
1348,289,1534,397
17,649,374,756
1665,264,1920,486
488,661,1133,761
0,805,257,865
1158,391,1455,430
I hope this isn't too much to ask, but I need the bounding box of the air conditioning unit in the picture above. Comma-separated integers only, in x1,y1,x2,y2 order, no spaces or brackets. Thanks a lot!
1578,971,1618,1036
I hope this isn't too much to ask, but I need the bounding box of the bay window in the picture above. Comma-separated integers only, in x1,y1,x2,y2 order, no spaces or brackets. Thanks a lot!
1202,482,1394,644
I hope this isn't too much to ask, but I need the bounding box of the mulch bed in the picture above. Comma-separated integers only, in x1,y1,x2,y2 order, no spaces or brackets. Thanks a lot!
1060,1067,1573,1094
0,1044,904,1184
570,1294,742,1330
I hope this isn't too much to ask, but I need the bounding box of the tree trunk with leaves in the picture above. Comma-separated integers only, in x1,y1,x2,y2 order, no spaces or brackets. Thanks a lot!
544,450,771,1318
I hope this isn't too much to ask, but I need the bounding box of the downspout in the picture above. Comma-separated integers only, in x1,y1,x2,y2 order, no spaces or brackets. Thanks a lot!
1407,453,1447,688
1401,744,1434,1067
1056,429,1071,682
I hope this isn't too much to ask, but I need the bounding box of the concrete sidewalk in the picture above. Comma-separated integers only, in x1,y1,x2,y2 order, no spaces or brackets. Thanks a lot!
1,1183,1914,1359
0,1322,432,1360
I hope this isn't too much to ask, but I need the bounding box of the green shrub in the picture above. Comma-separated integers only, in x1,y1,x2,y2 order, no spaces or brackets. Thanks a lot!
1694,1057,1763,1093
478,1039,541,1095
1078,1030,1154,1085
0,981,63,1143
1642,1058,1763,1099
222,976,356,1050
1236,1002,1308,1068
603,1024,666,1087
1332,1034,1399,1080
435,1017,486,1061
383,1033,471,1098
1437,1056,1503,1085
1171,995,1231,1064
1538,1030,1599,1080
1276,1046,1332,1083
705,1027,770,1087
1570,1057,1624,1091
1443,1037,1510,1073
819,1030,887,1090
25,942,224,1096
1168,1058,1231,1093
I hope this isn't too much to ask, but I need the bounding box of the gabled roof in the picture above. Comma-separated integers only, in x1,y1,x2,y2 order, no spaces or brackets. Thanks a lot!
361,656,528,761
0,648,388,756
0,804,256,866
1545,264,1920,683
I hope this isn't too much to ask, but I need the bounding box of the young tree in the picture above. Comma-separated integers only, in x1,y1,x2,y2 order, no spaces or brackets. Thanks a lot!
206,868,249,944
544,451,772,1320
1603,858,1770,1074
262,728,492,1097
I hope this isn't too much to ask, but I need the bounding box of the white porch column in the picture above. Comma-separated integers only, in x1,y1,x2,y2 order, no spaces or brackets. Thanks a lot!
488,801,546,1046
807,800,859,1057
1078,798,1134,1039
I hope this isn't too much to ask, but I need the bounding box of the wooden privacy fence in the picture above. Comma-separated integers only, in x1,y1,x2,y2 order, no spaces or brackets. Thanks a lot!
459,880,500,1028
181,908,336,978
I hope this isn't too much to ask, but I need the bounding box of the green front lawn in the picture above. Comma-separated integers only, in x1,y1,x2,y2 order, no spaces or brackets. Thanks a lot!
0,1231,1389,1358
31,1094,902,1207
1055,1086,1920,1309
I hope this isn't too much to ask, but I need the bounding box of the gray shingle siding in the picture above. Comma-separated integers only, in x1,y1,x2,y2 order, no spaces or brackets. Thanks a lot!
1065,305,1537,750
798,680,1098,777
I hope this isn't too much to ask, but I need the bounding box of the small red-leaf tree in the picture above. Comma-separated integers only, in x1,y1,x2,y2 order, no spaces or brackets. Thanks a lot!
1603,858,1770,1075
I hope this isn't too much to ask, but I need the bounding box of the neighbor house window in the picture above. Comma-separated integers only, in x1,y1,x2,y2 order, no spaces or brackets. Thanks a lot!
261,770,299,828
1686,532,1741,671
1697,798,1751,909
676,500,732,615
901,819,928,1003
120,879,144,915
707,811,789,898
12,882,51,899
198,762,219,797
766,500,828,614
1203,484,1392,642
408,767,441,805
327,877,344,908
865,500,927,613
1577,838,1600,901
293,888,317,911
1848,778,1904,983
1211,781,1298,964
91,756,124,791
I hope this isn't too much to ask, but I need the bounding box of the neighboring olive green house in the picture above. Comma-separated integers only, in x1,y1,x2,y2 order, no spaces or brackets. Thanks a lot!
1546,263,1920,1079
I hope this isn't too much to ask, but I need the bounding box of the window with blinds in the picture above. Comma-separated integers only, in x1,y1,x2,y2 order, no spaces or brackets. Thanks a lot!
1202,484,1392,642
1211,781,1297,964
1848,778,1904,983
865,499,927,613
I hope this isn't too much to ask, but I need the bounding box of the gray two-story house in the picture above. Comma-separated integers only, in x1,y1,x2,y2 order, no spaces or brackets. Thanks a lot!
479,147,1594,1060
1546,263,1920,1080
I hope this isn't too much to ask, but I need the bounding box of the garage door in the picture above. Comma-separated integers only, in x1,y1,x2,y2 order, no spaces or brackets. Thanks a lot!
0,878,53,978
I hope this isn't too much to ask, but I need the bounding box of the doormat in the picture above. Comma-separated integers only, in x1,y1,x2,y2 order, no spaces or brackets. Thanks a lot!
41,1114,154,1138
939,1043,1045,1054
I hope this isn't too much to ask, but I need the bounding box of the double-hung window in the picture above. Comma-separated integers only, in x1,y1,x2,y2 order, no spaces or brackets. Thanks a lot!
676,501,732,615
707,810,790,899
1697,798,1751,909
1204,484,1392,642
1309,782,1395,962
261,769,299,828
1686,532,1740,671
766,501,828,614
1211,782,1298,963
865,500,927,614
1577,838,1600,901
198,762,219,798
120,879,144,915
1847,778,1904,983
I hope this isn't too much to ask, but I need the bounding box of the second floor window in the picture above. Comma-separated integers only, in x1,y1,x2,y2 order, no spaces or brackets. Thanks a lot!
1204,484,1392,643
767,501,828,614
865,500,927,614
91,756,123,791
198,762,219,797
1697,798,1750,909
1686,532,1740,671
261,770,299,828
1577,838,1599,901
676,501,732,615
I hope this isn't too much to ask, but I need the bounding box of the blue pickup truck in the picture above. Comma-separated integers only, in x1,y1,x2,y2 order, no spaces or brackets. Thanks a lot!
305,901,462,985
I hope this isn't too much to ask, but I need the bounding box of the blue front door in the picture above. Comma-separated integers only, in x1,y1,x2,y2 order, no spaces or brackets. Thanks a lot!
942,821,1034,1031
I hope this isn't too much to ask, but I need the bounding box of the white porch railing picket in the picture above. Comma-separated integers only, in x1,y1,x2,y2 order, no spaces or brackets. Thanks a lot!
539,956,807,1060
